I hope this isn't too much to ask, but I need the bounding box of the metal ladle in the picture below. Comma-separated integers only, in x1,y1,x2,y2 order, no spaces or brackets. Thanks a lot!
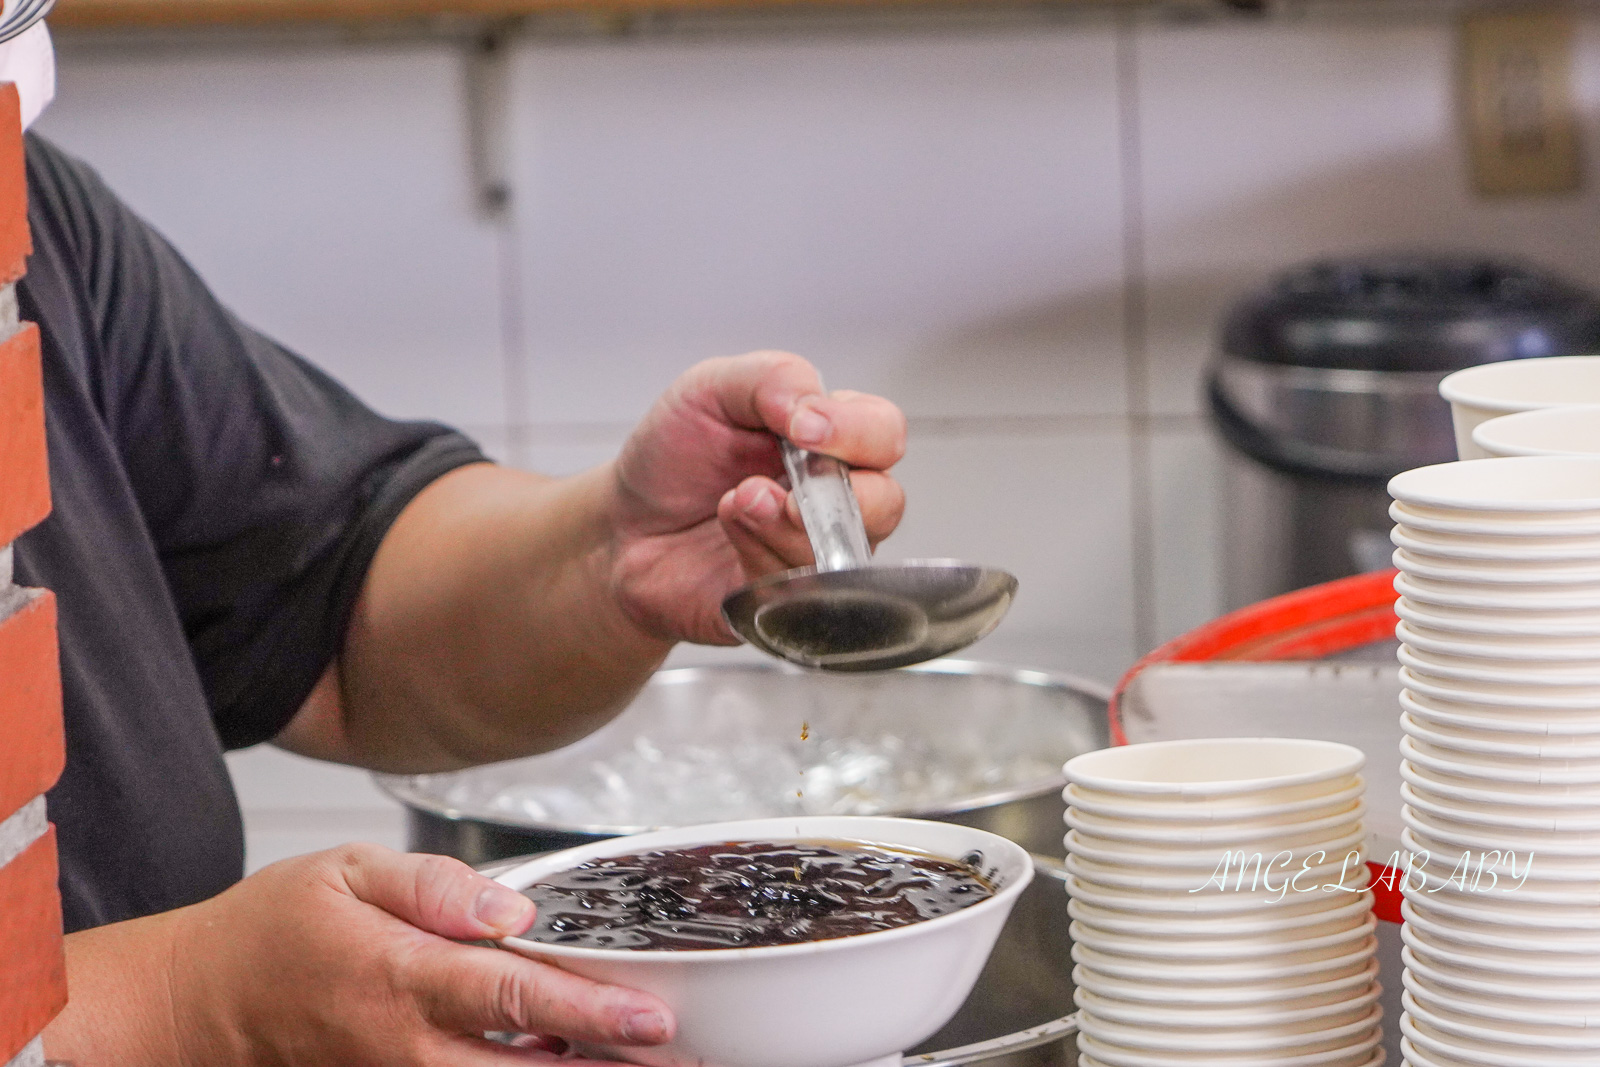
721,439,1018,671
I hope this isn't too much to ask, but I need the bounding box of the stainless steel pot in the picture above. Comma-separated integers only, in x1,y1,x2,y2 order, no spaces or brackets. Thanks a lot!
378,659,1111,864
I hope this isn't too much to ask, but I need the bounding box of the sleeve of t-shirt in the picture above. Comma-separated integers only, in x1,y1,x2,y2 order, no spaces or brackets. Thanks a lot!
23,135,490,750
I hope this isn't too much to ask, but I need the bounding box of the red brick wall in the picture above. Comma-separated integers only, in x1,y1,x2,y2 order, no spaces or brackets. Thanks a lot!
0,80,67,1067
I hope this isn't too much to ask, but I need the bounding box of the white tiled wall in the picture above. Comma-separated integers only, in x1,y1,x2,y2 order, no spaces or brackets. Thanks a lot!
37,9,1600,864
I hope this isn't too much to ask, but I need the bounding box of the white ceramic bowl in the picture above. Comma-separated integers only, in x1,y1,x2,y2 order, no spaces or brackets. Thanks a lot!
494,815,1030,1067
1440,359,1600,460
1472,405,1600,460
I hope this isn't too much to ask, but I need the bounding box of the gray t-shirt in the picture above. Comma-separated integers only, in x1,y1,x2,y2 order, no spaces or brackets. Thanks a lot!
15,135,486,932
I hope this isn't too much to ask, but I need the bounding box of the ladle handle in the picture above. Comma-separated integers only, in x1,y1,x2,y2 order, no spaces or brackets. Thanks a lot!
782,438,872,573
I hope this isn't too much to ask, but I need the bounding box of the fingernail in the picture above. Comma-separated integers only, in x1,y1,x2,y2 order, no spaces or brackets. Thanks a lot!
789,405,830,447
474,886,534,934
623,1009,670,1044
741,484,781,523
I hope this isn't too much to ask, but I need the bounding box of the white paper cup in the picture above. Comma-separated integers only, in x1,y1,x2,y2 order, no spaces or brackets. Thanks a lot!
1401,823,1600,878
1393,500,1600,538
1405,971,1600,1031
1396,622,1600,663
1065,801,1366,844
1394,548,1600,586
1065,852,1364,895
1078,1056,1384,1067
1404,898,1600,953
1073,936,1379,985
1076,982,1381,1031
1078,1002,1384,1052
1403,802,1600,854
1396,596,1600,638
1400,666,1600,711
1401,689,1600,738
1402,883,1600,933
1402,757,1600,807
1402,734,1600,782
1403,920,1600,979
1064,739,1366,802
1064,781,1368,824
1066,827,1367,870
1404,989,1600,1051
1392,524,1600,562
1395,572,1600,612
1402,711,1600,760
1064,874,1373,919
1440,358,1600,460
1472,405,1600,460
1070,915,1379,963
1078,1027,1383,1067
1069,892,1374,939
1396,546,1600,583
1389,455,1600,510
1402,780,1600,833
1403,945,1600,1005
1074,958,1382,1008
1400,645,1600,689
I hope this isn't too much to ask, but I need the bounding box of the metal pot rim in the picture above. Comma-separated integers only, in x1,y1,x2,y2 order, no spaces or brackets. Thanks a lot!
374,658,1111,835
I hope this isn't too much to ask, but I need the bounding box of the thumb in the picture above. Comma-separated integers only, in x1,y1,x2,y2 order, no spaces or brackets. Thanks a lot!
332,844,536,940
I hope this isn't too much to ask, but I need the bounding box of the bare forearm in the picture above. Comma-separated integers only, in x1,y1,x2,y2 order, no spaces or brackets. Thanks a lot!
280,462,673,773
45,916,207,1067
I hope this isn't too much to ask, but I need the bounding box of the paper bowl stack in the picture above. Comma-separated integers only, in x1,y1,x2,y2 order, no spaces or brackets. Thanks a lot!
1062,738,1384,1067
1388,455,1600,1067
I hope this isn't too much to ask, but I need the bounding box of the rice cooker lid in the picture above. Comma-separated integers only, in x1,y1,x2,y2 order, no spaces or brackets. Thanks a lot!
1222,255,1600,373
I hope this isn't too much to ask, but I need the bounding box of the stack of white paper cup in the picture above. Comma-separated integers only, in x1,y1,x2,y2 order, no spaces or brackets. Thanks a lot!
1388,456,1600,1067
1440,356,1600,460
1063,738,1384,1067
